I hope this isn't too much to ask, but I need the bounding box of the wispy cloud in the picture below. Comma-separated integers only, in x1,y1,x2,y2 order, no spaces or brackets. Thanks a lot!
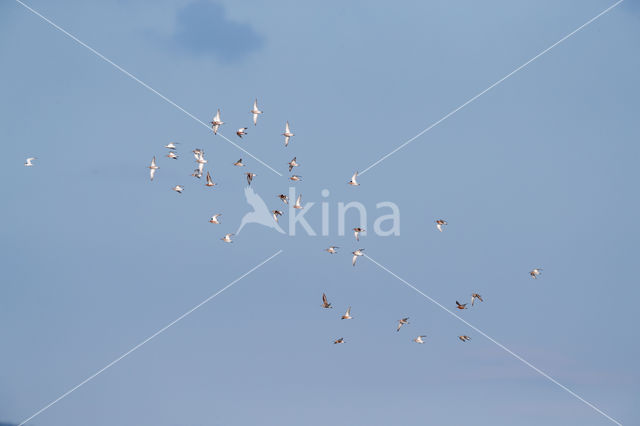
170,0,264,63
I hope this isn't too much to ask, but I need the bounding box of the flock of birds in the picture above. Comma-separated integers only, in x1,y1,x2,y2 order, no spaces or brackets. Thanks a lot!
23,98,544,346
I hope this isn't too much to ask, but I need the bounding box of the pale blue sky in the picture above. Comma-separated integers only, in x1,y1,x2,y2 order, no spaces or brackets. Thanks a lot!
1,1,639,425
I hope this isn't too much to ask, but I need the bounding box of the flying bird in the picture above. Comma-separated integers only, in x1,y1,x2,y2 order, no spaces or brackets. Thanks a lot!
205,171,217,187
325,246,339,254
221,233,234,243
530,268,543,279
172,185,184,194
278,194,289,204
24,157,37,167
210,109,224,135
435,219,448,232
234,158,245,167
348,171,359,186
413,335,427,344
209,214,221,224
341,307,352,320
471,293,483,306
397,317,410,332
282,121,294,146
333,337,345,344
293,194,303,209
272,210,283,222
352,248,364,266
322,293,332,308
148,156,159,181
191,168,203,179
245,172,256,186
455,301,467,310
353,227,365,241
236,127,248,138
289,175,302,182
166,151,178,159
164,142,178,150
194,150,207,165
250,99,263,126
288,157,299,172
459,335,471,342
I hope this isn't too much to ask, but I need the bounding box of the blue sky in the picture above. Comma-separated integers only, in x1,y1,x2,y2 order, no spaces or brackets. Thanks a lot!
1,0,639,425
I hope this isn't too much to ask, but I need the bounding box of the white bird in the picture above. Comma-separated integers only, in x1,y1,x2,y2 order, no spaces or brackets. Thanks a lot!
353,227,365,242
348,171,359,186
246,172,256,186
397,317,410,332
24,157,37,167
166,151,178,160
221,233,234,243
341,307,352,320
325,246,339,254
272,210,283,222
282,121,294,146
530,268,543,279
250,99,263,126
293,193,303,209
278,194,289,205
288,157,299,172
209,214,221,224
148,156,159,181
210,109,224,135
234,158,245,167
195,150,207,164
172,185,184,194
236,127,248,138
413,335,427,344
164,142,179,150
205,171,217,187
289,175,302,182
352,248,364,266
435,219,447,232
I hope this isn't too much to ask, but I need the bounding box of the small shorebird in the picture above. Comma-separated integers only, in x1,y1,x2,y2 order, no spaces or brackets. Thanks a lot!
293,194,303,209
148,156,158,181
352,248,364,266
245,172,256,186
282,121,294,146
278,194,289,204
250,99,263,126
397,317,410,332
471,293,483,306
530,268,543,279
325,246,339,254
24,157,37,167
413,335,427,344
209,214,221,224
341,307,352,320
333,337,345,344
288,157,299,172
353,227,365,242
459,335,471,342
205,171,217,187
455,301,467,310
289,175,302,182
221,233,234,243
234,158,245,167
236,127,248,138
322,293,332,308
348,171,359,186
166,151,178,159
191,168,202,179
272,210,283,222
194,150,207,165
164,142,178,150
210,109,224,135
435,219,447,232
172,185,184,194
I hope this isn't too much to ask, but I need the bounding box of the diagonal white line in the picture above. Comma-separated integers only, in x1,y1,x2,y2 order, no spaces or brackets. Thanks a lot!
14,0,283,177
16,249,284,426
363,254,622,425
359,0,624,176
